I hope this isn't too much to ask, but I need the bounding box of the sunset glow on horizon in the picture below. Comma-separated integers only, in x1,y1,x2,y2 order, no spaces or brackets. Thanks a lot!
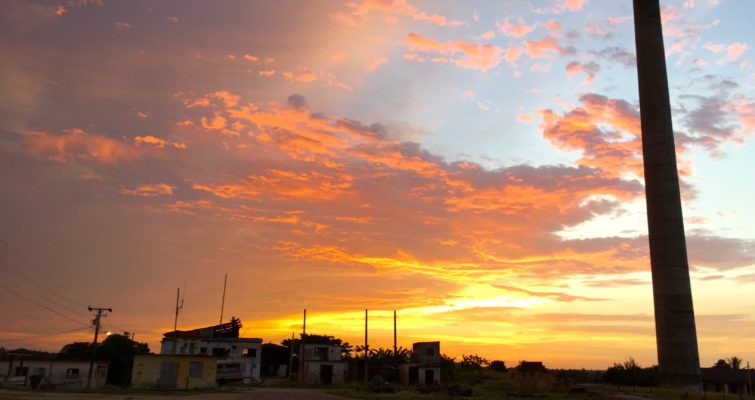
1,0,754,370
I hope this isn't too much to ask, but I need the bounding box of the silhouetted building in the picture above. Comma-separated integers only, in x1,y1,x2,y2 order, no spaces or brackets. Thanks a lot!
160,317,262,383
299,343,346,384
701,368,753,396
400,341,441,385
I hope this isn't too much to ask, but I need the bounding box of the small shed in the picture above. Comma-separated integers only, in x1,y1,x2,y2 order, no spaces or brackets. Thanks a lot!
131,354,217,390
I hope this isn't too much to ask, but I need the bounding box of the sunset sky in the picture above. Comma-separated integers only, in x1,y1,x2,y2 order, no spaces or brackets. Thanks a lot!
1,0,754,369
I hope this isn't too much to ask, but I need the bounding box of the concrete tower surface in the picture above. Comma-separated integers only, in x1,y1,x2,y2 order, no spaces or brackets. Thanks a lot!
632,0,702,390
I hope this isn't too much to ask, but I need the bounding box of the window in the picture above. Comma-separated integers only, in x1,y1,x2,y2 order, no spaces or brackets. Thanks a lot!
199,347,207,354
212,347,229,357
188,362,203,378
314,347,329,360
232,345,237,350
14,366,29,377
242,348,257,358
66,368,80,377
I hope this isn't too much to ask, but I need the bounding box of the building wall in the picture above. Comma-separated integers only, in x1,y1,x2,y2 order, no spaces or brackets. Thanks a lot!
131,355,216,390
300,344,341,361
0,359,107,389
412,342,441,366
300,361,346,384
399,364,441,385
161,338,262,382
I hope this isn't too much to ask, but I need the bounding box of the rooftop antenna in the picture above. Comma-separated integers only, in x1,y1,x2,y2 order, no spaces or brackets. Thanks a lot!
172,287,184,354
219,273,228,324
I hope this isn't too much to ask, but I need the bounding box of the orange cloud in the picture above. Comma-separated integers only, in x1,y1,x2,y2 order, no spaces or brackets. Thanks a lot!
539,94,644,178
332,0,464,27
121,183,175,197
404,33,502,71
134,135,186,149
20,129,153,165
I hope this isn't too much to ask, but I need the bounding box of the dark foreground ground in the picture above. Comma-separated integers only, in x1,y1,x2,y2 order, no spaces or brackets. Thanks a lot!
0,388,346,400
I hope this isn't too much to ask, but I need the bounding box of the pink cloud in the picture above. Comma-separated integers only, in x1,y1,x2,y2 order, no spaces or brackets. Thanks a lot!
565,61,600,84
404,33,502,71
523,36,562,59
497,18,535,37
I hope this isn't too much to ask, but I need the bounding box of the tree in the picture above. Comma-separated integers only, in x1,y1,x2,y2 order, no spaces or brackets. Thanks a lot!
633,0,702,389
728,356,743,370
460,354,489,369
59,342,94,359
604,358,657,387
59,335,149,386
489,360,507,372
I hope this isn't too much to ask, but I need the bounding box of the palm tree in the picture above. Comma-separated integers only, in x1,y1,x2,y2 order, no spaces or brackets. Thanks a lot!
729,357,743,370
632,0,702,390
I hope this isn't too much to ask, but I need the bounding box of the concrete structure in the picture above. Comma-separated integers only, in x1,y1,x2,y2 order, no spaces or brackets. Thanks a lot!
0,354,107,389
633,0,702,390
131,354,217,390
400,342,440,385
701,368,753,396
161,317,262,383
299,343,346,384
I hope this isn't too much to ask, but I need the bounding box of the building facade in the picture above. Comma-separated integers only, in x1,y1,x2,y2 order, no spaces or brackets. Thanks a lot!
160,318,262,383
299,343,346,384
400,342,441,385
0,354,107,389
131,354,217,390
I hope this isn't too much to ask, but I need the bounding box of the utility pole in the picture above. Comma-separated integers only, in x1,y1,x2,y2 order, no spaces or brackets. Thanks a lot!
219,273,228,324
302,309,307,335
172,287,184,354
393,310,397,355
87,306,111,389
364,309,369,383
287,332,294,378
747,362,751,397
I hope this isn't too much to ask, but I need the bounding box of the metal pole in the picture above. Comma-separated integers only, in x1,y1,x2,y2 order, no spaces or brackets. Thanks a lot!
172,287,183,354
287,332,294,378
393,310,397,355
303,309,307,335
747,362,751,396
219,273,227,324
364,309,368,382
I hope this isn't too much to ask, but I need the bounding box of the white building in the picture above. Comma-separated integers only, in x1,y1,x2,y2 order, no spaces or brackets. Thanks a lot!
299,343,346,384
0,353,108,389
160,317,262,384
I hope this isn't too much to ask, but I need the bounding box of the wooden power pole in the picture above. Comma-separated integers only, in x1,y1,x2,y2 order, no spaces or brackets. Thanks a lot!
87,306,111,389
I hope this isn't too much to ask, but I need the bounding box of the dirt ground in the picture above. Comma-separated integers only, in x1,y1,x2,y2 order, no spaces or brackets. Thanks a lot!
0,388,348,400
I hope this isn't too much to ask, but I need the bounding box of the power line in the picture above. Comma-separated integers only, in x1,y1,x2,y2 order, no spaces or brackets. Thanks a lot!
0,240,90,310
0,281,91,327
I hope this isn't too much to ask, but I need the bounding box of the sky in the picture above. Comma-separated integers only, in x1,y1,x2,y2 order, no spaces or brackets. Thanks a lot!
0,0,753,370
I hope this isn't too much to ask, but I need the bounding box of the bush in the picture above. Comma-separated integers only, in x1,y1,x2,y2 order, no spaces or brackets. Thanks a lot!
367,375,394,393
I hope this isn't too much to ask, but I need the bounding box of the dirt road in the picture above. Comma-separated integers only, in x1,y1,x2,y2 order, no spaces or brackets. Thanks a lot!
0,388,348,400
